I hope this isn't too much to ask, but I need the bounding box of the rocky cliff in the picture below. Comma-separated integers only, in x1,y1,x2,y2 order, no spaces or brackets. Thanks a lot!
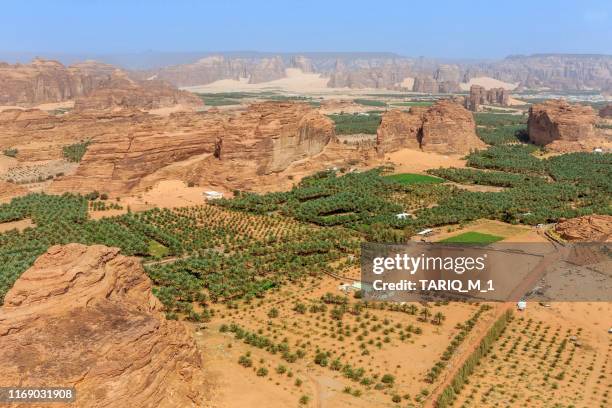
73,71,203,111
412,76,460,94
463,54,612,91
49,102,335,195
0,243,205,408
0,58,203,109
554,215,612,242
377,100,484,155
0,58,106,105
465,85,510,111
527,100,606,152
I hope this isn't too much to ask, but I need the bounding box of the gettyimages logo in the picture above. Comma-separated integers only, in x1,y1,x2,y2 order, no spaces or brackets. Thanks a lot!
361,242,611,302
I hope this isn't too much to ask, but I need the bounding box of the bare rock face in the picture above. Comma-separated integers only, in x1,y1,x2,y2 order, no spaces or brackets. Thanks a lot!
0,58,106,105
248,56,286,83
412,76,439,93
73,71,203,111
376,109,425,154
600,104,612,118
290,55,314,73
0,244,205,408
554,215,612,242
421,100,485,153
527,100,603,152
377,100,484,155
465,85,510,111
49,102,334,195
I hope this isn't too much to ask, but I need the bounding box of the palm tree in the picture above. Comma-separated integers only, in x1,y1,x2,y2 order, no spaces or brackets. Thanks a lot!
420,307,432,322
433,312,446,325
407,304,418,315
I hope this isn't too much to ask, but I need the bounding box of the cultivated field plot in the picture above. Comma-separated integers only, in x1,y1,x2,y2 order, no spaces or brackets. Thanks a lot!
450,309,611,408
204,274,499,407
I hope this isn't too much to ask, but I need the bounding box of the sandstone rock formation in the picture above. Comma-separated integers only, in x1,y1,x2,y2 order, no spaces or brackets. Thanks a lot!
0,108,148,162
600,104,612,118
0,58,106,105
148,55,286,87
0,243,205,407
73,71,203,111
412,76,460,94
554,215,612,242
249,56,286,83
527,100,607,152
49,102,335,195
465,85,510,111
377,100,485,155
326,60,412,89
290,55,314,73
463,54,612,92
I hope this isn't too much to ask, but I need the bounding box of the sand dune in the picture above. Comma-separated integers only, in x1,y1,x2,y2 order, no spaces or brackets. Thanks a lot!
184,68,332,93
460,76,518,91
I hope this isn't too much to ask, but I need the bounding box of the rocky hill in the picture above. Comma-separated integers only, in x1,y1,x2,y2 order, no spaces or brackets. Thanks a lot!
464,85,510,111
0,58,107,105
49,102,335,195
0,58,202,109
376,100,485,155
554,215,612,242
464,54,612,91
527,100,608,152
600,104,612,118
0,243,205,407
73,71,203,111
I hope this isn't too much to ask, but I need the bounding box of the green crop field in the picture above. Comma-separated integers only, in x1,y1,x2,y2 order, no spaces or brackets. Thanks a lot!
439,231,504,244
385,173,444,185
327,113,381,134
354,99,387,107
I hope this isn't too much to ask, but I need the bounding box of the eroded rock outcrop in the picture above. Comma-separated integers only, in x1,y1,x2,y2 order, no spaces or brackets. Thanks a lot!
600,104,612,118
0,58,106,105
73,71,203,111
0,244,205,408
527,100,606,152
554,215,612,242
49,102,335,195
377,100,484,155
465,85,510,111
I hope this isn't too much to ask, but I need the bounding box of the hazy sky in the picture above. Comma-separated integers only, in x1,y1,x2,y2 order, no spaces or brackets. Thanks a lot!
1,0,611,58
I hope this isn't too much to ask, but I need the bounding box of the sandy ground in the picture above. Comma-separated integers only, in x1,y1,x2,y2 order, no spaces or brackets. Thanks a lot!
450,301,611,407
184,68,333,94
383,149,466,173
0,218,34,232
89,180,227,218
0,101,74,112
185,69,515,96
459,77,518,91
196,271,487,408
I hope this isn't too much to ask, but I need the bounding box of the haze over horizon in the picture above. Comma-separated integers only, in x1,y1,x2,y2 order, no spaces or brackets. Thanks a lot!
1,0,611,60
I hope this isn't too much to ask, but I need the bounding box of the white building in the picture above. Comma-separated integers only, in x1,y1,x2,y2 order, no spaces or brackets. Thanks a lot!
204,191,223,200
517,300,527,311
417,228,433,236
395,212,412,220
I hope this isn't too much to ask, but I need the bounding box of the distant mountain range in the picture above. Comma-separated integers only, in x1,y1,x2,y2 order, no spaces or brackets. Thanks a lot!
1,52,611,93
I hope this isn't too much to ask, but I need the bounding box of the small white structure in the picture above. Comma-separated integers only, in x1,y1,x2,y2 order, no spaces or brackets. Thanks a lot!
417,228,433,236
593,148,603,153
204,191,223,200
338,282,362,292
395,212,412,220
517,300,527,311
